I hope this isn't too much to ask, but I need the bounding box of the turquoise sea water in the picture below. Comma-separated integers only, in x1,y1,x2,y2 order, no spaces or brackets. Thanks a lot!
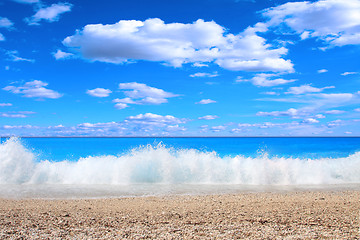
14,137,360,160
0,137,360,198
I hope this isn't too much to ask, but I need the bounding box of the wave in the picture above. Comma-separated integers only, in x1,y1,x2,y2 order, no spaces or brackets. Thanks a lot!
1,137,360,185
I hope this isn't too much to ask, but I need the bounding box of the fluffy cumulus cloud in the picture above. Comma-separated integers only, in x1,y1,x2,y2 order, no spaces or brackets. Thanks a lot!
53,49,74,60
196,99,216,104
26,3,72,25
286,84,335,95
113,82,179,109
262,0,360,47
86,88,112,97
3,80,62,99
237,73,295,87
198,115,219,120
63,18,293,72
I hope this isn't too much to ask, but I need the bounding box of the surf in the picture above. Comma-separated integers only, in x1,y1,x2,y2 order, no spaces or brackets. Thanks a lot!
1,137,360,186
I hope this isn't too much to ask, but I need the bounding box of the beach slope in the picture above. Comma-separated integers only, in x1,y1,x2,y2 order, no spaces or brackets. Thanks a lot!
0,191,359,239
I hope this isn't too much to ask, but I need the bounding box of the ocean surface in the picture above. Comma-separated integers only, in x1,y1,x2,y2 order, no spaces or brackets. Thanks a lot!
1,137,360,198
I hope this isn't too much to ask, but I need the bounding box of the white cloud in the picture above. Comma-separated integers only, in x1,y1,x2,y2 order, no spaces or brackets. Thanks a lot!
317,93,355,106
0,111,35,118
324,110,345,114
192,62,209,67
119,82,178,99
355,108,360,112
205,82,219,85
263,92,360,116
257,107,347,121
189,72,219,78
198,115,219,120
257,108,303,118
239,73,296,87
0,33,4,41
86,88,112,97
6,50,35,62
210,125,226,132
112,82,179,109
12,0,39,4
327,119,342,128
261,91,279,95
1,113,27,118
125,113,186,126
235,76,248,83
262,0,360,47
315,114,326,119
114,103,128,110
45,113,188,136
0,17,14,28
26,3,72,25
0,103,12,107
3,80,62,99
63,18,293,72
317,69,328,73
53,49,74,60
113,98,136,104
196,99,216,104
2,125,37,129
341,72,358,76
301,118,319,124
286,84,335,95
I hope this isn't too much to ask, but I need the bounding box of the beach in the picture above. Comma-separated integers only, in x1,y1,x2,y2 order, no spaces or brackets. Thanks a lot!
0,191,359,239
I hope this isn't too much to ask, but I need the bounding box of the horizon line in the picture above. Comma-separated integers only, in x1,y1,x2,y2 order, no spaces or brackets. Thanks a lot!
1,136,360,138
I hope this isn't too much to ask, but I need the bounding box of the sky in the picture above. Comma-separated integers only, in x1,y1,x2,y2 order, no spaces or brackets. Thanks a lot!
0,0,360,136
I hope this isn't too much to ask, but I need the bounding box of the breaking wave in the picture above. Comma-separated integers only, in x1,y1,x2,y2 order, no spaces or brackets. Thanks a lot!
1,137,360,185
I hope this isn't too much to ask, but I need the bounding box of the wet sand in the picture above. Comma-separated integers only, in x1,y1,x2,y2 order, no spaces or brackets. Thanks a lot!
0,191,359,239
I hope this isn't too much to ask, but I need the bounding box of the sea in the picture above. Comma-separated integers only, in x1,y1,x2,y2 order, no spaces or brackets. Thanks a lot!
0,137,360,199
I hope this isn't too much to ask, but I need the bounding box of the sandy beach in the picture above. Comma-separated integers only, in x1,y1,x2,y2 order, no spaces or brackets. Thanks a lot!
0,191,359,239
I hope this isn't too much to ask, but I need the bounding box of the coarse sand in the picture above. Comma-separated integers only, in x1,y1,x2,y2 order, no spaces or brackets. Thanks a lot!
0,191,359,239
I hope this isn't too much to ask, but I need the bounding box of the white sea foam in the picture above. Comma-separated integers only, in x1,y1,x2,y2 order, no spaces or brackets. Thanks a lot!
1,137,360,186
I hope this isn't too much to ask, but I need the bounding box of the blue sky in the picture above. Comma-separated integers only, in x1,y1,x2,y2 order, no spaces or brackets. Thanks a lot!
0,0,360,136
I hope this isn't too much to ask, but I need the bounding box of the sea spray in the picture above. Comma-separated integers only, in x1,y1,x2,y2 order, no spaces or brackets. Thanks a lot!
0,137,35,184
1,137,360,185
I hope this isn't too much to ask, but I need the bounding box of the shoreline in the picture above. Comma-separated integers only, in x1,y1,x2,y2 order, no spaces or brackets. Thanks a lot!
1,183,360,200
1,190,359,239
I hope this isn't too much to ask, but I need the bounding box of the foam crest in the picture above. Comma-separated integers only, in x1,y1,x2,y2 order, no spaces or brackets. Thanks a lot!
1,137,360,185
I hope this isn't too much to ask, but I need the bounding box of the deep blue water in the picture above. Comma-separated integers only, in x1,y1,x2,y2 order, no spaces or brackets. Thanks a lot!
8,137,360,161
